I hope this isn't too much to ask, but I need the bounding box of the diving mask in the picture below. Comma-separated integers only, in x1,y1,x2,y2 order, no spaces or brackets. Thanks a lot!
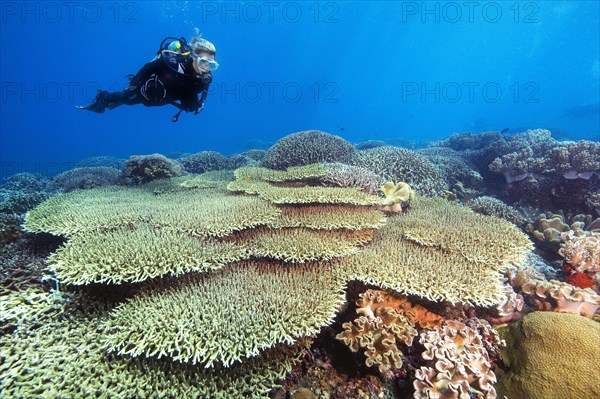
195,55,219,72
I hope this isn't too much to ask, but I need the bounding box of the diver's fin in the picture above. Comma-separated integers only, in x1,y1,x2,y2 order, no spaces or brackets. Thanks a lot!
76,90,109,113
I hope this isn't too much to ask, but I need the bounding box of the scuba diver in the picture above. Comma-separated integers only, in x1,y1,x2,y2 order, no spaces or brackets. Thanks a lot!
77,36,218,122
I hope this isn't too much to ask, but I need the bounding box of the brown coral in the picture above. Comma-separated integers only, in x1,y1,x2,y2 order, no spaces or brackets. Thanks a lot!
560,234,600,273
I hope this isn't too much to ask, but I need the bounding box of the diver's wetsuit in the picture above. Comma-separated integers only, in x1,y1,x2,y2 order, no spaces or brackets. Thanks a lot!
82,57,211,114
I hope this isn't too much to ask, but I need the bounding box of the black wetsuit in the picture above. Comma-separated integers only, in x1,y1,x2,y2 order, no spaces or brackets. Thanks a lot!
85,56,211,115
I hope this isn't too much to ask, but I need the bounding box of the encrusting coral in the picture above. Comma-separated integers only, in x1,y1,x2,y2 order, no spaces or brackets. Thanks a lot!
414,320,498,399
496,311,600,399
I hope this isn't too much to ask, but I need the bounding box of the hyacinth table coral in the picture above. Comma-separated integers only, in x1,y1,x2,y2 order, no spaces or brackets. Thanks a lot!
12,164,534,397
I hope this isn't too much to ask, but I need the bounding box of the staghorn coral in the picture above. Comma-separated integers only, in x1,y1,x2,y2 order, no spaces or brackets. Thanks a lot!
414,320,498,399
49,166,120,192
319,163,386,195
234,164,327,182
227,179,383,206
353,146,448,197
118,153,183,185
101,259,347,367
496,311,600,399
466,196,526,227
519,279,600,318
381,182,414,213
345,196,532,306
0,313,312,398
178,170,235,189
261,130,357,170
336,308,418,373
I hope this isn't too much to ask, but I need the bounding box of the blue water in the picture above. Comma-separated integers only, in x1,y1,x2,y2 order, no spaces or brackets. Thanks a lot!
1,1,598,179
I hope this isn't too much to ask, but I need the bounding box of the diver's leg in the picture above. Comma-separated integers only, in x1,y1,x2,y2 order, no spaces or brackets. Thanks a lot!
76,89,143,112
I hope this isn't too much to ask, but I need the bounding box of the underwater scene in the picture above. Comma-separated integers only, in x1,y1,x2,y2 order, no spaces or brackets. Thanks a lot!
1,1,599,398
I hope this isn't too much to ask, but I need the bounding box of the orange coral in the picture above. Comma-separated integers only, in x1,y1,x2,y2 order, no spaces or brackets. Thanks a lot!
565,272,595,290
355,289,445,329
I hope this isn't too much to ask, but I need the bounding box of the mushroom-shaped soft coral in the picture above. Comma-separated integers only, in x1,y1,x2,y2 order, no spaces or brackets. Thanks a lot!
381,181,414,213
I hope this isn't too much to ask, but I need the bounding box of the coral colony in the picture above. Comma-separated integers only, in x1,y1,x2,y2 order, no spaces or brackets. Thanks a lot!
1,129,599,398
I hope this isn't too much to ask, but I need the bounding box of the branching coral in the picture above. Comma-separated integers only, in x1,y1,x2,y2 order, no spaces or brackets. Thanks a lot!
319,163,386,195
261,130,357,169
414,320,498,399
353,146,448,197
466,196,525,227
118,153,183,185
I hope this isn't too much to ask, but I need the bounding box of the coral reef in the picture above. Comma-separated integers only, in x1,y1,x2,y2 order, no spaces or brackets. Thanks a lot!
467,196,526,227
419,146,484,190
0,213,24,245
526,211,600,251
496,311,600,399
1,172,49,192
0,189,50,214
118,153,183,185
319,163,386,195
261,130,357,170
49,166,120,192
179,150,245,173
353,146,448,197
414,320,498,399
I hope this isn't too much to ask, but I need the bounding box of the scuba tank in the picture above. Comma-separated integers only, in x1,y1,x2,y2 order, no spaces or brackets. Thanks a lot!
157,37,193,76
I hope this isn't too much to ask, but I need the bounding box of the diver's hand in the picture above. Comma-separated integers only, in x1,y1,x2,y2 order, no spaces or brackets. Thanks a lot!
199,73,212,85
